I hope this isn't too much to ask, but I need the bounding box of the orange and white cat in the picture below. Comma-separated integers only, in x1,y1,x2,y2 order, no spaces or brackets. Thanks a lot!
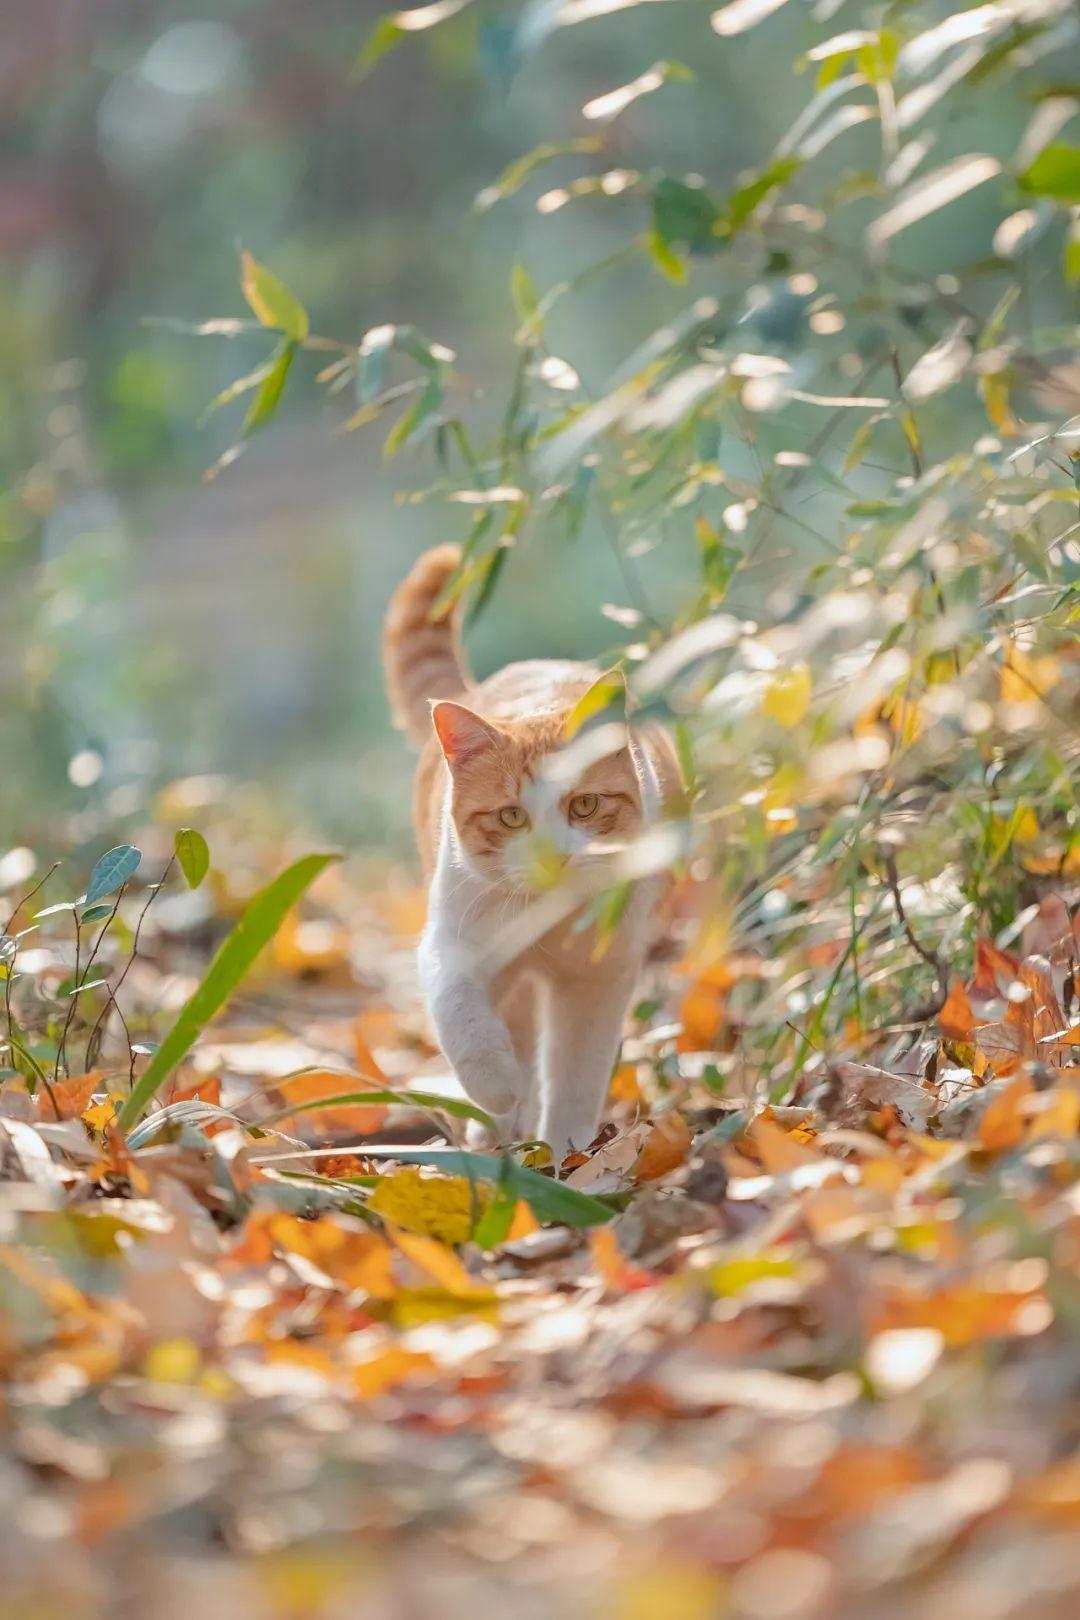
383,545,680,1166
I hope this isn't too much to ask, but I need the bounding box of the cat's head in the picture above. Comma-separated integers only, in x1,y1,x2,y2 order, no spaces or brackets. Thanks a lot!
431,688,643,884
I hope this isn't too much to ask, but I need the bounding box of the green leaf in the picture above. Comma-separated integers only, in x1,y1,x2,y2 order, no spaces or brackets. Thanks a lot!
1066,229,1080,285
80,903,115,924
647,229,688,284
383,373,443,458
651,177,721,251
200,357,277,422
474,139,602,212
239,251,309,340
243,341,296,436
510,261,540,325
723,156,800,232
563,668,626,738
471,1168,519,1247
355,15,407,75
1019,144,1080,203
673,717,697,797
175,829,210,890
86,846,142,907
354,0,474,77
116,853,339,1131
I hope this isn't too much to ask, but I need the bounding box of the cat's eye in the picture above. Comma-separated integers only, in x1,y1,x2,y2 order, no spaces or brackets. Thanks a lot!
568,792,599,820
498,805,529,830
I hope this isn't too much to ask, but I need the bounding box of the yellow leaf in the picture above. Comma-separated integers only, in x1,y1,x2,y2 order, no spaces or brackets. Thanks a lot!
369,1167,490,1246
143,1338,202,1384
563,668,627,740
601,1559,724,1620
708,1251,797,1296
81,1096,116,1134
761,663,811,727
1001,643,1060,704
391,1286,499,1326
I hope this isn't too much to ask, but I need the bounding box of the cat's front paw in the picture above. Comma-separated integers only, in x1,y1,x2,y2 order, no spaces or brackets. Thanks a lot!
455,1052,525,1127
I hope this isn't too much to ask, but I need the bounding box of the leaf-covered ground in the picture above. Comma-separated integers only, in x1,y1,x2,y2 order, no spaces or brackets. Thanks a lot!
2,840,1080,1620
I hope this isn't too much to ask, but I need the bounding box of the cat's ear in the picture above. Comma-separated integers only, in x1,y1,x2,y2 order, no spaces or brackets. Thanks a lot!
431,701,501,767
564,667,628,742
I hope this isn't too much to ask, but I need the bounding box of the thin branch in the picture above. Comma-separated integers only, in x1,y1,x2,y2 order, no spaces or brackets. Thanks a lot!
84,857,176,1077
883,852,947,1012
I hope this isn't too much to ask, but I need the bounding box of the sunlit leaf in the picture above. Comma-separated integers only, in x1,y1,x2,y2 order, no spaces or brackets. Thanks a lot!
761,665,812,727
582,60,691,124
711,0,791,37
868,153,1001,249
239,251,309,341
1019,143,1080,202
174,829,210,890
369,1166,490,1244
243,341,296,436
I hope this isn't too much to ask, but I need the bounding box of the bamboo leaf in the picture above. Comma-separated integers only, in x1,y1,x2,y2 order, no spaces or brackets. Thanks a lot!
239,251,309,340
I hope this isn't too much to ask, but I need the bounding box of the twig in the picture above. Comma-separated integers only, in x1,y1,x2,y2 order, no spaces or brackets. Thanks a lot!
883,852,947,1012
2,862,60,1047
890,348,923,479
84,856,176,1075
53,914,82,1084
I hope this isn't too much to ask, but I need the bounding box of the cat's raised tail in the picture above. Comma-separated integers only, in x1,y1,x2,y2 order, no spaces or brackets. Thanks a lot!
382,544,470,745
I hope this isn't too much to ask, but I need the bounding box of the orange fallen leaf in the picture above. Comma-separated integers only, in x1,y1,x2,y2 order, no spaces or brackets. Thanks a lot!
1026,1085,1080,1143
677,977,726,1053
608,1062,643,1106
504,1199,539,1242
274,1069,388,1135
635,1111,692,1181
751,1112,822,1174
43,1071,100,1120
390,1227,488,1296
973,938,1020,995
591,1225,657,1291
872,1281,1047,1348
939,981,974,1041
272,912,351,977
979,1076,1033,1154
162,1074,222,1109
243,1212,396,1296
353,1346,435,1401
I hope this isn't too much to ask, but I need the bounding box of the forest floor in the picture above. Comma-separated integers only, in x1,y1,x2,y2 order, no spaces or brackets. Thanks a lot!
1,832,1080,1620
